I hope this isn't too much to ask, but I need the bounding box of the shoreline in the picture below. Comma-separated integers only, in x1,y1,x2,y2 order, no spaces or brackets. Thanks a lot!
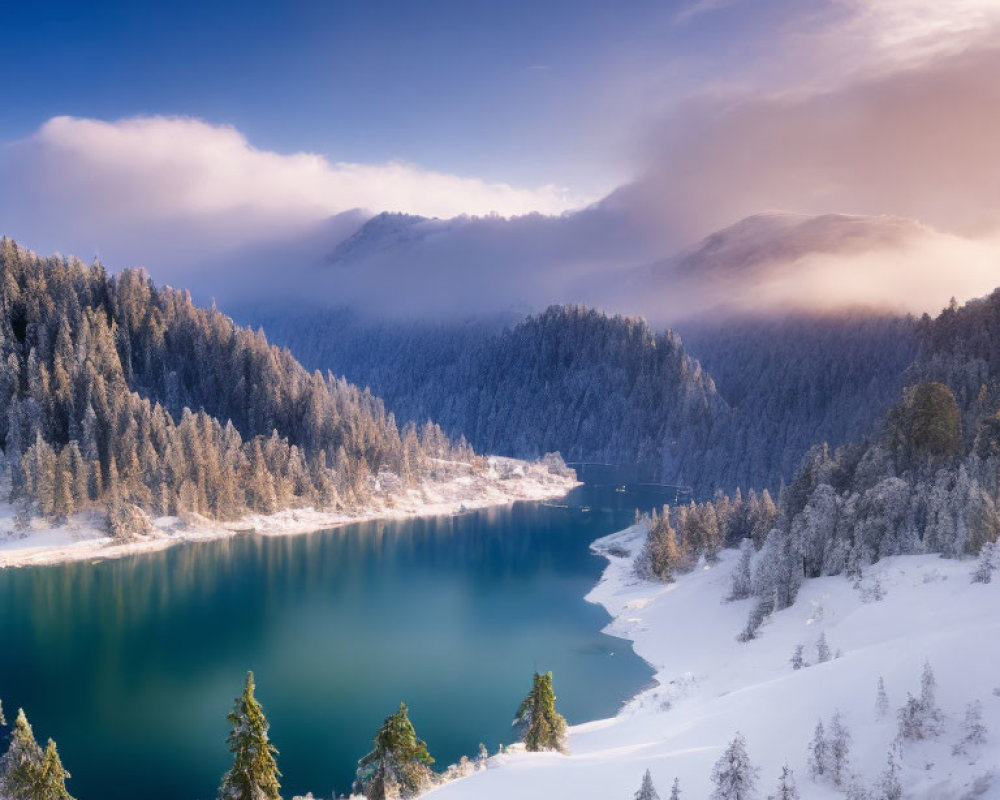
0,458,579,570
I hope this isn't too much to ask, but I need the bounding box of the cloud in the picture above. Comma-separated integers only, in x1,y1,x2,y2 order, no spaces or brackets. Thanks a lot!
0,115,586,280
620,41,1000,250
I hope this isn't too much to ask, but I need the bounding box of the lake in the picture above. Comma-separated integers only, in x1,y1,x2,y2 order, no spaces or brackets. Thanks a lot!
0,475,662,800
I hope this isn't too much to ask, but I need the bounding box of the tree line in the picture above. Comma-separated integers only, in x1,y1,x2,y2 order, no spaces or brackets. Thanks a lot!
0,238,472,532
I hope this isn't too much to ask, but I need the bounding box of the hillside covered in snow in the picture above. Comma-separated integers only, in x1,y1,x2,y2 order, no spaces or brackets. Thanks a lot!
423,527,1000,800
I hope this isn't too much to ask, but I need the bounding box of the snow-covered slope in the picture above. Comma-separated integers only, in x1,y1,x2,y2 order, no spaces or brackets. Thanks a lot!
426,526,1000,800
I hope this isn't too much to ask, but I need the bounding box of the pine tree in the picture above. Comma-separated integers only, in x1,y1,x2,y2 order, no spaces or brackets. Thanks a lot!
356,702,434,800
807,720,827,779
952,700,987,756
875,676,889,720
972,541,997,583
815,633,831,663
872,748,902,800
0,709,44,800
710,733,759,800
828,711,851,787
771,764,799,800
730,539,754,600
669,777,681,800
33,739,74,800
634,769,660,800
790,644,805,670
0,699,5,726
513,672,568,753
218,672,281,800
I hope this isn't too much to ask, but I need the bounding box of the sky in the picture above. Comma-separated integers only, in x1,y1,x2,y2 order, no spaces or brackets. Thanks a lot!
2,0,1000,317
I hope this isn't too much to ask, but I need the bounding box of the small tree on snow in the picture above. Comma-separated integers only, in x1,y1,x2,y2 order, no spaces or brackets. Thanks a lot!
790,645,805,670
770,764,799,800
670,777,681,800
897,693,928,741
634,769,660,800
952,700,987,756
828,711,851,787
710,732,759,800
875,676,890,719
730,539,754,600
807,719,828,779
919,661,942,731
971,541,997,583
513,671,568,753
872,748,902,800
816,633,831,663
356,702,434,800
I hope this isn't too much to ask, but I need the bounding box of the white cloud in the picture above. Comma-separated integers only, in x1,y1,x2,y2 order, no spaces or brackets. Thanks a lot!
0,115,586,276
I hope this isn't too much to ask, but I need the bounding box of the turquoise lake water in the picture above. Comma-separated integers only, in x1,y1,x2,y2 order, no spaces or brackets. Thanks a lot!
0,474,663,800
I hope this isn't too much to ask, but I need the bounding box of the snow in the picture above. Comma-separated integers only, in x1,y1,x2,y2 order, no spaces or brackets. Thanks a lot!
0,457,578,569
421,524,1000,800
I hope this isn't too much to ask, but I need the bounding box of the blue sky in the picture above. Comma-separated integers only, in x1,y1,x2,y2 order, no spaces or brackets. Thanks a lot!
0,0,789,195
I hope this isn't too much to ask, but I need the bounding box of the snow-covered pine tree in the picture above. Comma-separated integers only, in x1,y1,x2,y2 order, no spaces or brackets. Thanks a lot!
356,702,434,800
729,539,754,600
634,769,660,800
771,764,799,800
0,708,44,799
919,661,942,734
475,743,488,769
34,739,74,800
816,633,831,663
872,748,902,800
218,671,281,800
875,676,889,719
513,672,568,753
807,719,828,779
0,699,5,726
790,645,805,670
972,541,996,583
670,777,681,800
952,700,987,756
828,711,851,786
710,732,759,800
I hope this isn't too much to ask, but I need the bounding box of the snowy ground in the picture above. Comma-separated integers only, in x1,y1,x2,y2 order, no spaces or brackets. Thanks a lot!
0,457,578,569
422,524,1000,800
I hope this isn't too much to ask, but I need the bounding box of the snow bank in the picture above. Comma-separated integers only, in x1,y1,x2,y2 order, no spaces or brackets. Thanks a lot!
424,525,1000,800
0,457,577,569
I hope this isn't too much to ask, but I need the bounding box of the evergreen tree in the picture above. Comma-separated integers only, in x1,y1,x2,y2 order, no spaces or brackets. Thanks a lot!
872,748,902,800
356,702,434,800
0,709,44,800
729,539,754,600
815,633,831,663
710,733,759,800
972,541,997,583
828,711,851,787
875,676,889,720
790,645,805,670
513,672,568,753
634,769,660,800
218,672,281,800
0,700,5,726
669,777,681,800
771,764,799,800
952,700,987,756
33,739,74,800
807,720,827,779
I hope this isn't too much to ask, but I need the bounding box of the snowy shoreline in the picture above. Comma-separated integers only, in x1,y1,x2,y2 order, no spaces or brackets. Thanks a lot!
0,457,579,570
426,523,1000,800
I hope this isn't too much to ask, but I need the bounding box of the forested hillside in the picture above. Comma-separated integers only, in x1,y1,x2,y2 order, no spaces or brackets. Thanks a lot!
242,305,735,494
0,238,472,529
677,314,918,488
637,290,1000,640
244,306,918,496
